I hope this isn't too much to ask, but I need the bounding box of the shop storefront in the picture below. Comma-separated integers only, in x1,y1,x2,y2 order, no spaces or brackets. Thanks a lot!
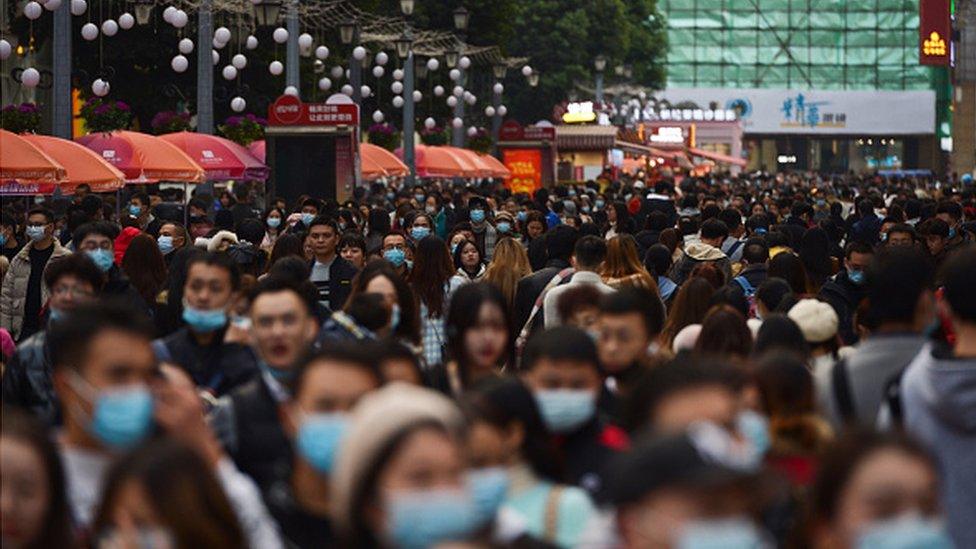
652,87,938,173
555,125,655,182
497,120,557,193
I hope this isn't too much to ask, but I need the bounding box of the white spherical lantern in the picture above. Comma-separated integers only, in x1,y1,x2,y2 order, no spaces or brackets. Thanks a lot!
427,58,439,71
215,27,232,43
465,94,477,106
213,37,227,49
101,19,118,37
459,56,471,69
498,105,507,116
171,54,189,73
424,117,436,129
318,77,331,91
172,9,188,28
449,69,461,81
232,54,247,69
391,81,404,94
462,91,473,101
70,0,86,15
352,46,366,60
360,85,371,98
81,22,98,40
446,96,458,107
485,106,495,117
284,85,299,97
521,65,532,76
118,12,134,29
24,2,43,20
493,82,503,94
21,68,41,88
341,84,353,96
433,85,445,97
0,40,11,61
44,0,62,12
246,35,258,50
315,45,329,60
330,65,343,79
467,126,477,137
392,96,404,108
452,86,464,97
392,68,404,80
222,65,237,80
91,78,110,96
372,65,384,78
212,50,220,65
372,110,384,123
412,90,422,102
269,60,284,75
162,6,176,22
231,96,246,112
451,117,463,129
298,32,313,49
375,51,389,66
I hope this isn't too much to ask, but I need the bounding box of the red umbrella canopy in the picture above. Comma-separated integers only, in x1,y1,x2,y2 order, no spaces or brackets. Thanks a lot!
248,140,266,163
76,130,204,183
159,132,269,181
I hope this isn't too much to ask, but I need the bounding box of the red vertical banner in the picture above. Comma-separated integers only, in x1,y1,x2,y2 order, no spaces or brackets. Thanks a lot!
919,0,951,66
503,149,543,194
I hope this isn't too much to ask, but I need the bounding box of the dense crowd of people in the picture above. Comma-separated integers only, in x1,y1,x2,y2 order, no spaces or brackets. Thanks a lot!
1,169,974,548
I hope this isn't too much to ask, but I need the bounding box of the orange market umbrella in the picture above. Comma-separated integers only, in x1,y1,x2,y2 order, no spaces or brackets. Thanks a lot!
399,144,467,178
76,130,204,182
0,129,66,183
362,143,408,178
21,134,125,193
445,147,492,178
361,149,388,180
159,132,269,181
476,153,512,179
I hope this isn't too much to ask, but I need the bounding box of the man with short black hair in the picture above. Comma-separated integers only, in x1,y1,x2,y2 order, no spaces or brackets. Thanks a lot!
935,200,972,253
307,216,357,313
543,235,615,328
0,211,20,261
718,208,746,262
670,218,732,285
514,224,579,333
71,221,145,310
467,195,499,260
728,238,769,300
1,207,71,341
820,240,874,345
885,223,917,247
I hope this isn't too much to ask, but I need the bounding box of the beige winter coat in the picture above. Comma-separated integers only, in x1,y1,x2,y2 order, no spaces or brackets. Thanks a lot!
0,240,72,339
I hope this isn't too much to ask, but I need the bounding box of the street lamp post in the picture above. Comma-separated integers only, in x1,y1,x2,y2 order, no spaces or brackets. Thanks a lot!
52,0,71,138
594,54,606,106
450,6,469,147
285,0,299,93
396,30,415,186
197,0,214,133
340,19,362,106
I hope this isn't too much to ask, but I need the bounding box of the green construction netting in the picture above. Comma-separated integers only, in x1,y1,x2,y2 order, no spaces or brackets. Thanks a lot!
660,0,933,89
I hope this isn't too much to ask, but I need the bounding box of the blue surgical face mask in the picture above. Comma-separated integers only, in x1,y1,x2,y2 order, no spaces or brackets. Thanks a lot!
470,209,486,224
948,227,957,239
182,302,227,332
496,221,511,234
86,249,114,272
157,235,174,255
383,248,406,268
595,199,606,209
848,268,865,285
534,389,595,434
390,303,401,331
568,189,577,197
385,488,478,549
49,307,66,323
516,211,527,222
736,410,771,457
296,412,349,475
26,225,47,242
128,204,142,217
301,212,316,226
386,191,396,201
414,193,426,204
70,373,154,450
410,226,431,241
856,517,952,549
451,242,460,255
466,467,510,526
678,518,767,549
267,217,281,229
0,234,6,246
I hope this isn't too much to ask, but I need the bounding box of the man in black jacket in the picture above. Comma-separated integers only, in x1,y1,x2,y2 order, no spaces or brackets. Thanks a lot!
307,216,358,314
819,241,874,346
152,252,258,398
211,275,320,491
513,224,579,333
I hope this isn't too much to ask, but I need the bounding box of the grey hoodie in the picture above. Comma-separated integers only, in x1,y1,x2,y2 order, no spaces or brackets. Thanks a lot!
901,343,976,549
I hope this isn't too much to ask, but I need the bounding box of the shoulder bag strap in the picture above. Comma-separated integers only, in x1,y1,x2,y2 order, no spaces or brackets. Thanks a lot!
543,485,564,543
831,357,856,423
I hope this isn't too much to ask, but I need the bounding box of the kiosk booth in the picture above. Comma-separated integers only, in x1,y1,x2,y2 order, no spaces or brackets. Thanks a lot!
265,94,360,205
497,120,557,194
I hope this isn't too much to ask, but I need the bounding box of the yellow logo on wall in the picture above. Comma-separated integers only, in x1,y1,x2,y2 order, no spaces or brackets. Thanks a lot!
923,32,947,56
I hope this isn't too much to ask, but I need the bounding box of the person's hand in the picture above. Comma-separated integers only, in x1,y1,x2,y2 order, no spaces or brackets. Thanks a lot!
152,363,223,468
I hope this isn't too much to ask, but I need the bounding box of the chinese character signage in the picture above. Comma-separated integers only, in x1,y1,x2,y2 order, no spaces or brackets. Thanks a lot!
268,95,360,127
919,0,950,66
499,120,555,142
778,93,846,130
503,149,543,195
562,102,597,124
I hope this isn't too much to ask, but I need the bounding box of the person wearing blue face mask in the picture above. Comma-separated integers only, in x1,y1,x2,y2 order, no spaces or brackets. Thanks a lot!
152,253,258,399
262,207,285,252
380,232,411,279
269,346,383,548
466,196,498,261
298,198,322,229
1,253,104,426
1,207,71,342
126,192,161,233
72,222,151,317
408,212,435,243
520,326,626,499
0,211,21,262
819,241,874,346
462,377,596,547
331,383,482,549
